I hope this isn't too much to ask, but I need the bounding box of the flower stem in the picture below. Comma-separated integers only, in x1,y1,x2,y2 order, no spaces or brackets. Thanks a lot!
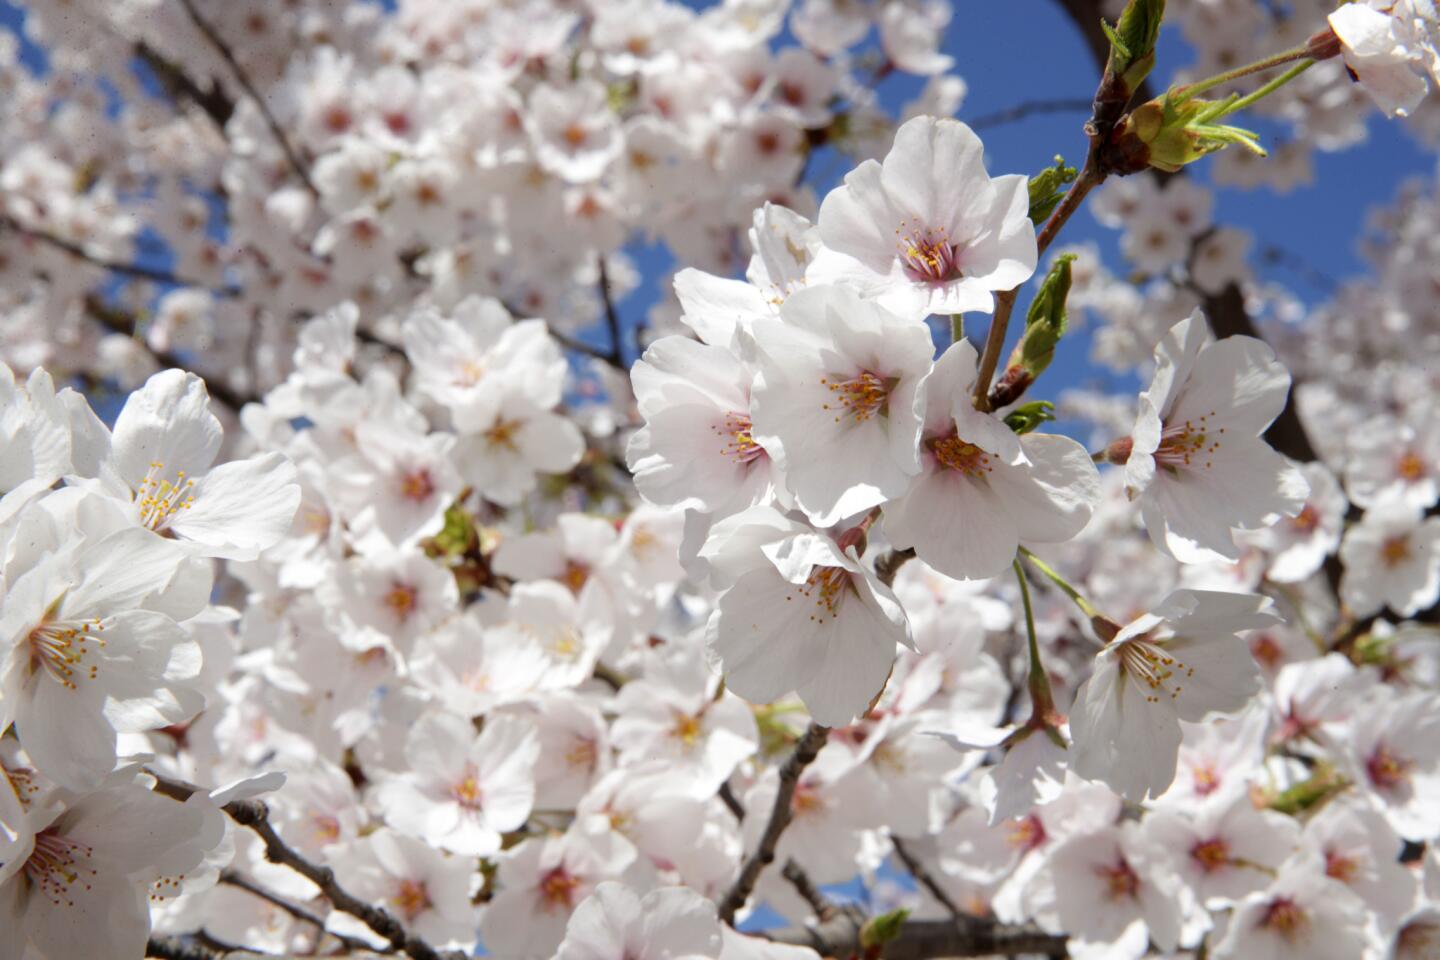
1018,546,1101,621
1013,559,1053,706
1168,44,1312,104
950,313,965,344
973,159,1100,412
1201,60,1315,122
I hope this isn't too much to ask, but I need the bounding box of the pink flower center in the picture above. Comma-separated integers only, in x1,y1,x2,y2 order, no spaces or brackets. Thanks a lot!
1006,814,1047,852
929,434,994,477
1259,896,1309,942
391,878,431,919
1116,636,1193,704
1153,412,1223,471
1381,535,1412,568
1325,849,1359,883
399,468,435,502
1366,744,1413,791
715,411,766,464
25,830,97,907
136,460,197,532
896,222,961,283
1095,857,1140,902
820,371,893,424
1396,450,1426,482
28,615,107,690
451,770,483,810
1189,837,1231,873
790,565,854,624
539,867,580,910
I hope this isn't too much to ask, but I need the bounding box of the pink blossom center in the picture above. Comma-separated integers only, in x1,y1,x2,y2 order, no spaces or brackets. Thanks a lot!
28,616,106,690
820,371,893,424
788,565,854,624
539,866,580,910
1116,636,1193,704
1095,857,1140,902
1366,744,1413,791
1154,412,1223,471
1189,837,1231,873
714,411,766,464
25,830,97,908
391,878,432,919
929,434,994,477
896,222,961,283
1259,896,1309,942
1006,814,1047,852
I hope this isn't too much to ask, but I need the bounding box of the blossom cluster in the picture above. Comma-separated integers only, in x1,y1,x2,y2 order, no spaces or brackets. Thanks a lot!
2,1,1440,960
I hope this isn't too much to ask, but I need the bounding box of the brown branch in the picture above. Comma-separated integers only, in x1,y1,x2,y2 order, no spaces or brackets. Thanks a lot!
84,295,255,411
1,215,241,296
718,780,746,822
147,937,392,960
176,0,318,198
148,772,457,960
597,257,626,368
218,870,375,953
780,858,838,920
875,546,916,588
134,41,236,127
717,723,830,923
764,915,1068,959
969,98,1094,130
890,837,964,920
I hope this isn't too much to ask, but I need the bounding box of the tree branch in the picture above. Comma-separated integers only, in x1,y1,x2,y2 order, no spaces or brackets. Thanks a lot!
147,772,459,960
969,98,1094,130
176,0,318,198
765,915,1068,959
596,257,626,368
218,870,375,953
134,41,236,128
889,837,964,920
84,295,255,411
1,215,241,296
717,723,830,924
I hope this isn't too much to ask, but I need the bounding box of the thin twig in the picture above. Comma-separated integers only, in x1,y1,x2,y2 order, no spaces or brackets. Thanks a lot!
717,723,830,923
718,781,746,822
780,858,836,920
177,0,319,198
875,546,916,588
84,296,255,411
1,215,241,296
596,257,625,367
219,870,375,952
148,772,455,960
968,98,1094,130
763,916,1068,958
890,836,964,920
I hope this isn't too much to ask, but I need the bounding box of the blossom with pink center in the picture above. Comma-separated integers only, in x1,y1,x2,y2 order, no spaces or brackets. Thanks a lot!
882,340,1100,580
700,505,914,727
1069,590,1281,802
747,283,933,526
1123,310,1309,564
809,115,1037,318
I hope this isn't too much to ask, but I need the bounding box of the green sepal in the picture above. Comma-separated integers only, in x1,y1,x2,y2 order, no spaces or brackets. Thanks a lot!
1027,156,1078,225
1004,401,1057,435
860,908,912,949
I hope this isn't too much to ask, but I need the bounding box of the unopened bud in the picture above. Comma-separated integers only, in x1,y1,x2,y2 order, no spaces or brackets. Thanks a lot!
1306,27,1342,62
1103,436,1135,464
1090,614,1123,643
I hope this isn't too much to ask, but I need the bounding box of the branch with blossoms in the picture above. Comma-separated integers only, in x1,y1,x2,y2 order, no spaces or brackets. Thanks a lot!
149,773,463,960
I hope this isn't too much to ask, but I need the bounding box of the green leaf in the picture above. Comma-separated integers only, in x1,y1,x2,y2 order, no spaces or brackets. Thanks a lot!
1004,401,1057,435
860,908,912,949
1027,156,1077,225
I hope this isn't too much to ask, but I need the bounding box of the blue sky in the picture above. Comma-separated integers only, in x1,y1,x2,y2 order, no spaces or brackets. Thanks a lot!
1,1,1432,401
